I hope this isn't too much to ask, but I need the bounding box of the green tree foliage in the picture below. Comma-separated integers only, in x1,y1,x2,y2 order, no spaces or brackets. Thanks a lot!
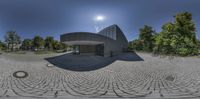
44,36,54,50
60,42,68,50
0,41,7,50
0,40,2,50
22,39,32,50
197,40,200,52
129,39,143,51
129,25,155,52
154,22,176,54
128,42,133,50
2,30,68,52
154,12,198,56
138,25,155,52
129,12,199,56
53,40,61,50
0,44,1,50
32,35,44,50
52,40,67,50
4,31,21,51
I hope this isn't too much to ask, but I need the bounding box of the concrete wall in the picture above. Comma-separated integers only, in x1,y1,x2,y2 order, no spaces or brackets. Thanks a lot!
60,32,115,57
98,25,128,57
60,25,128,57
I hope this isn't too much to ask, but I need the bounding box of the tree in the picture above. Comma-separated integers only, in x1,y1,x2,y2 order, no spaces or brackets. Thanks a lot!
52,40,60,50
138,25,156,52
128,42,133,51
0,41,6,51
197,40,200,52
44,36,54,50
174,12,198,55
154,22,177,54
154,12,198,56
128,39,143,51
60,42,68,50
22,39,32,50
0,40,2,49
4,31,21,51
32,35,44,51
52,40,67,50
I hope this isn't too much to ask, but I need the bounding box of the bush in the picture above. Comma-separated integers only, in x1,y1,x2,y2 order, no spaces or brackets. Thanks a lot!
129,39,144,51
177,48,190,56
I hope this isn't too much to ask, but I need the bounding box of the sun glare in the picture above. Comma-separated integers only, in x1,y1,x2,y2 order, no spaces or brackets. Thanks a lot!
95,15,105,21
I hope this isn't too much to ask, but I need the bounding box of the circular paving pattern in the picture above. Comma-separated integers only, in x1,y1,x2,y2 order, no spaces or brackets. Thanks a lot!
13,71,28,78
165,75,175,81
0,53,200,98
3,67,200,98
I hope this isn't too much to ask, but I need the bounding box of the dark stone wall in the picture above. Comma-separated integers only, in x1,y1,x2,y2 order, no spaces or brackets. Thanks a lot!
79,45,95,53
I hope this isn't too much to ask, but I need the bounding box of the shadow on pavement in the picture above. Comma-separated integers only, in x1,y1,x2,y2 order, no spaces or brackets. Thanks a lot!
45,52,143,71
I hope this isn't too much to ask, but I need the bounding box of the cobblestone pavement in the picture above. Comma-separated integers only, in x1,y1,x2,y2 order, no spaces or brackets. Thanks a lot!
0,52,200,98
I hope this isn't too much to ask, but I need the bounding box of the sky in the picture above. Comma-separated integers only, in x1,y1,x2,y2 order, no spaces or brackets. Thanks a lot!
0,0,200,41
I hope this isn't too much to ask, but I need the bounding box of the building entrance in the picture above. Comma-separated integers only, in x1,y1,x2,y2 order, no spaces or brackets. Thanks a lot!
72,44,104,56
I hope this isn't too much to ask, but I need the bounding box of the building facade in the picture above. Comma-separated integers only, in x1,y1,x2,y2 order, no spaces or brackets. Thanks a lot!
60,25,128,57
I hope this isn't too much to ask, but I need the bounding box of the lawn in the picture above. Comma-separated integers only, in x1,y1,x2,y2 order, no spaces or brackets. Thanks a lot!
34,50,67,55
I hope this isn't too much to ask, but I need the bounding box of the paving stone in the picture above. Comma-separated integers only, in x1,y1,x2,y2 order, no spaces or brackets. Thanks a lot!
0,53,200,98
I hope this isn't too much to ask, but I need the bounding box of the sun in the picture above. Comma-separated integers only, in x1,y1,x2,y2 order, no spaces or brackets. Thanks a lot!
95,15,105,21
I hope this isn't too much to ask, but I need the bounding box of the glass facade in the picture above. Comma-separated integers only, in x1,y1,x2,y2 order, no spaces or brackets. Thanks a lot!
95,44,104,56
72,44,104,56
73,45,80,54
98,26,116,40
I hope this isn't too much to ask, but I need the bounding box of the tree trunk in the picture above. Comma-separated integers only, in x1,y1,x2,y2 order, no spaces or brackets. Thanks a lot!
11,43,13,51
7,43,9,50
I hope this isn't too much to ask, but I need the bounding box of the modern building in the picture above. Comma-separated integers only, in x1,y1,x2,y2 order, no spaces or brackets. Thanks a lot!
60,24,128,57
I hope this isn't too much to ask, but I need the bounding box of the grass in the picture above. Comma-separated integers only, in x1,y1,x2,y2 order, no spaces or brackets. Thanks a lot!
5,51,27,54
34,50,67,55
55,50,67,53
0,49,67,55
34,50,56,55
